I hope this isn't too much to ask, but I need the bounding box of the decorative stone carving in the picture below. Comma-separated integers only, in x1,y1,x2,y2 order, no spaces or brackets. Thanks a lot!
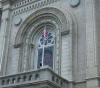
30,43,34,48
69,0,80,7
13,0,61,16
61,30,70,36
14,43,22,48
14,16,22,26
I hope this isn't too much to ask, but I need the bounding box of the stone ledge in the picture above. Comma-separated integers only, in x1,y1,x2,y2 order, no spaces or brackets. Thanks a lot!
0,66,68,88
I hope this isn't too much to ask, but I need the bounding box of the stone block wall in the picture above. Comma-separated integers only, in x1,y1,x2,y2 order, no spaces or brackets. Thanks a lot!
0,0,100,88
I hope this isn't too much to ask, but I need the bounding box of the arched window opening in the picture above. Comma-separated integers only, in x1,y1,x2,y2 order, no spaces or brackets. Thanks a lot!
15,8,73,75
34,28,55,69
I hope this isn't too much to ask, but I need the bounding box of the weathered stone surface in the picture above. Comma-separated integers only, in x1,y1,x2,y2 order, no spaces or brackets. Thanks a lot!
0,0,99,88
0,67,68,88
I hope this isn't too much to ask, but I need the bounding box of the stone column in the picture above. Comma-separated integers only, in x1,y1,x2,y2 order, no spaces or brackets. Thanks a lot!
0,5,1,32
0,0,11,75
0,10,2,29
85,0,99,88
23,43,30,72
0,0,2,72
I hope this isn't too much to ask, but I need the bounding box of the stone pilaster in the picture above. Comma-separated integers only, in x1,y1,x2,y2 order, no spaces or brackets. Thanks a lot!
0,13,1,31
85,0,99,88
0,0,2,9
0,1,11,75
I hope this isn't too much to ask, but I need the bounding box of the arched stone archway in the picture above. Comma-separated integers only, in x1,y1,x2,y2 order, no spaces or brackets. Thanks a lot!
14,7,76,81
15,7,73,46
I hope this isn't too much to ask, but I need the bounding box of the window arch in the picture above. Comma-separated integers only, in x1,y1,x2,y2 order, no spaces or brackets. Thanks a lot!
15,8,74,76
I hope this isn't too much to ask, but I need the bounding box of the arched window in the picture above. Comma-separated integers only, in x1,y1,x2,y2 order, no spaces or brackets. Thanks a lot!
34,28,55,69
15,8,73,76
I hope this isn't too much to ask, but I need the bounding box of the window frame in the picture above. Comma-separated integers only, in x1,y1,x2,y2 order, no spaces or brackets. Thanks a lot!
34,28,55,70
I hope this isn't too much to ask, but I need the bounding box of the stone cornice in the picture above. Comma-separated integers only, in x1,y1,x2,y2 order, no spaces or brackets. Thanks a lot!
12,0,60,9
1,0,14,7
12,0,61,15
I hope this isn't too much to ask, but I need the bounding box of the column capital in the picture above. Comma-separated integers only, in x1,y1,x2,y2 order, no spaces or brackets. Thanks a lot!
1,0,14,3
1,0,14,10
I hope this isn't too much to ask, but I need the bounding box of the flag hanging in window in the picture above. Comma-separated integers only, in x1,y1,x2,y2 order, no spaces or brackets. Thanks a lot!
43,25,47,38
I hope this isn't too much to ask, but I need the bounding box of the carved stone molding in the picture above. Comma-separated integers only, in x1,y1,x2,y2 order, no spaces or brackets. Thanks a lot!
15,7,72,46
0,67,68,88
69,0,80,7
12,0,61,16
14,16,22,26
14,43,23,48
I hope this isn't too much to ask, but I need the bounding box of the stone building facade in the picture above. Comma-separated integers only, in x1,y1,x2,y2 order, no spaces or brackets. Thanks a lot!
0,0,100,88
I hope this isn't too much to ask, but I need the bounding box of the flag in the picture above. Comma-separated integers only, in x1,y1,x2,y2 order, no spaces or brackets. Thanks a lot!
43,25,47,38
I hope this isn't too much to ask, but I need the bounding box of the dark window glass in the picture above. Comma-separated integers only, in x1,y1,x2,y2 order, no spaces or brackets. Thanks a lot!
37,31,54,69
44,46,53,68
37,46,53,68
37,49,42,68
